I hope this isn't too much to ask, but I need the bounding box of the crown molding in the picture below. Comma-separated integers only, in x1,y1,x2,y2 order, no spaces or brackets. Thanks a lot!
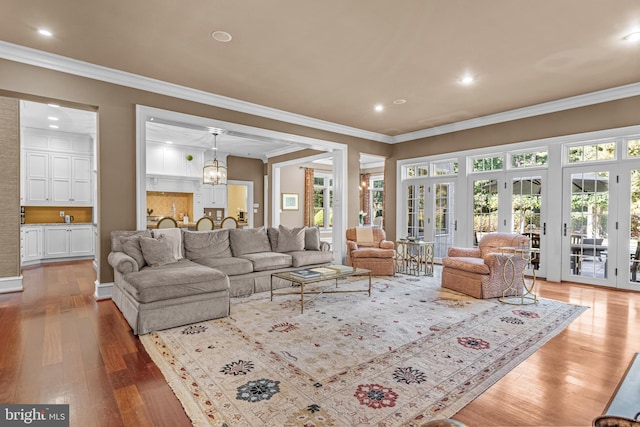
393,81,640,143
1,41,638,145
0,41,391,143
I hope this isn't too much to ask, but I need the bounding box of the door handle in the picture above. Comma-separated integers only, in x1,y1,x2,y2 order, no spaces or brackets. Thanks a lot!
543,222,546,235
454,220,457,231
563,223,567,237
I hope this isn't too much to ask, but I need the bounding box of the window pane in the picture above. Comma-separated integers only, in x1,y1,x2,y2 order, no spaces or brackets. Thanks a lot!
628,139,640,157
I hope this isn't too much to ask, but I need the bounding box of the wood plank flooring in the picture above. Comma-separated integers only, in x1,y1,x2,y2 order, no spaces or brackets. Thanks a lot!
1,261,638,426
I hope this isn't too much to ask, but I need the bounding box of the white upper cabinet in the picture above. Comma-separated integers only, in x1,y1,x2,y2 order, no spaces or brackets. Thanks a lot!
146,143,202,178
21,128,94,206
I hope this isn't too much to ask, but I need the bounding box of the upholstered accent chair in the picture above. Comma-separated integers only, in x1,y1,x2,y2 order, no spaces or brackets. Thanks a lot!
345,227,395,275
441,232,530,299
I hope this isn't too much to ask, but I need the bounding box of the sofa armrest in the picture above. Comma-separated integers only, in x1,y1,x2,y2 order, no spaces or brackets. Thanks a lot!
448,247,481,258
483,252,513,268
108,251,139,274
320,241,331,251
379,240,394,250
347,241,358,251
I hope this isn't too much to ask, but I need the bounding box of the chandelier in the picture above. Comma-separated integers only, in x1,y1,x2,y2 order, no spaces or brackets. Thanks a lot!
203,132,227,185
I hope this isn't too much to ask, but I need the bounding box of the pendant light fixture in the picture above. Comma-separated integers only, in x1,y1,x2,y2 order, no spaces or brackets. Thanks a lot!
203,132,227,185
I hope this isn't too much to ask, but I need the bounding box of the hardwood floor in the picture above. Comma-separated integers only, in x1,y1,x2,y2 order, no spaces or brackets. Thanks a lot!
1,261,638,426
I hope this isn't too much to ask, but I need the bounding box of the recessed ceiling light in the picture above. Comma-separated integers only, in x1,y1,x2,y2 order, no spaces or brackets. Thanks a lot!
38,29,53,37
49,125,59,129
47,116,59,121
393,99,407,105
47,103,59,108
166,141,173,144
624,31,640,42
374,104,384,112
211,31,232,43
459,75,475,85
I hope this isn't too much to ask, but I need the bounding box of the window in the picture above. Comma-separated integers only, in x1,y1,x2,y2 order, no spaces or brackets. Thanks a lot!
404,165,428,178
627,139,640,158
510,150,548,168
369,175,384,220
431,159,458,176
470,155,504,172
567,141,616,163
313,174,333,229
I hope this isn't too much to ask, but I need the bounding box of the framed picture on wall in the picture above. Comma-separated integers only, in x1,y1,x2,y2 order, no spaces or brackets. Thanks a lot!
282,193,299,210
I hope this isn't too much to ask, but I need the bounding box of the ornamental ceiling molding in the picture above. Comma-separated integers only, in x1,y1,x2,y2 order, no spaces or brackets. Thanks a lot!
1,40,639,144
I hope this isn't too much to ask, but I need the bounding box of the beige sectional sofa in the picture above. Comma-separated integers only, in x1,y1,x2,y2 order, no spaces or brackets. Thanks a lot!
108,226,333,335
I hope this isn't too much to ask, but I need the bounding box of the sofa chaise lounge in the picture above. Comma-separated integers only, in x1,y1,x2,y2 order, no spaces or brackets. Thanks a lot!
108,226,333,334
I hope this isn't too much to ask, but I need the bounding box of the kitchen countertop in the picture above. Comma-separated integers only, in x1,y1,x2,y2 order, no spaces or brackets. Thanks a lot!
21,222,94,226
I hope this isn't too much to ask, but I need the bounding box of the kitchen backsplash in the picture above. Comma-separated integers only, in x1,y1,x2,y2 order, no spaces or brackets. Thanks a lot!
23,206,93,224
146,191,193,220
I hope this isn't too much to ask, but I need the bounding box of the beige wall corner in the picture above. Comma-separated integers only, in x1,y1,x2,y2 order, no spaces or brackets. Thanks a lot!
0,96,21,289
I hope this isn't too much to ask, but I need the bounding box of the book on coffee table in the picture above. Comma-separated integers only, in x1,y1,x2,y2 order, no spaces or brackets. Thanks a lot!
326,264,354,273
289,269,321,279
309,267,338,277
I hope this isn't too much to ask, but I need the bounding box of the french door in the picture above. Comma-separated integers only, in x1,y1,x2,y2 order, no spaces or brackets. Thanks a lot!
405,179,456,261
561,165,615,286
470,170,547,277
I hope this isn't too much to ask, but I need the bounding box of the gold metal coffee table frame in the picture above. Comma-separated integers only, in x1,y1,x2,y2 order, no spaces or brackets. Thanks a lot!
497,246,539,305
270,267,372,313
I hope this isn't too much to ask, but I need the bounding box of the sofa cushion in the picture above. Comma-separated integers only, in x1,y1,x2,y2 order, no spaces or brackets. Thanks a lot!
238,252,292,271
288,250,333,268
230,227,271,256
120,235,147,269
153,228,183,260
123,259,229,303
305,227,321,251
183,229,232,260
267,227,279,251
277,225,305,252
111,230,152,252
351,248,395,259
140,235,177,267
192,256,254,276
441,256,490,275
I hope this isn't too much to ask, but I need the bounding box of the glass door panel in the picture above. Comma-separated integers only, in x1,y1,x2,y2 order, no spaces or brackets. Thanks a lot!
629,169,640,285
432,181,455,260
406,183,425,239
472,178,499,246
509,174,545,276
562,167,613,285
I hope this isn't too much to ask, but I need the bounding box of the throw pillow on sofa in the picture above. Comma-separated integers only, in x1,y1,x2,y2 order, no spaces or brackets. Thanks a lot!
183,229,232,260
153,228,183,260
229,227,271,256
305,227,321,251
277,225,305,252
120,235,147,269
140,235,178,267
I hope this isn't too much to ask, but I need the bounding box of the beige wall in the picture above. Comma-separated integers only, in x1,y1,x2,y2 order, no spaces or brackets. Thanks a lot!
0,97,20,279
279,165,305,227
1,57,638,283
0,59,383,284
227,156,264,227
384,95,640,242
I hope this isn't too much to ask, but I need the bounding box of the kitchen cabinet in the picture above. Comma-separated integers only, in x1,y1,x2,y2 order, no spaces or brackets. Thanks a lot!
23,151,92,206
21,226,43,263
203,185,227,208
146,143,202,178
43,225,94,259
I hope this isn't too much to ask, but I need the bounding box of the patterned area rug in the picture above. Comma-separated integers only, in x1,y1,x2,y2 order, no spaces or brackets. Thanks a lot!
140,274,587,426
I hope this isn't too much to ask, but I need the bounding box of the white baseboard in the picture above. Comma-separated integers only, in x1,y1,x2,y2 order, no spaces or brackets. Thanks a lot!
0,275,24,294
94,280,113,300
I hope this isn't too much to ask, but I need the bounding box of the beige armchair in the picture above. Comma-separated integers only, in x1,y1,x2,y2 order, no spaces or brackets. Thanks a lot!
345,227,395,275
441,232,530,299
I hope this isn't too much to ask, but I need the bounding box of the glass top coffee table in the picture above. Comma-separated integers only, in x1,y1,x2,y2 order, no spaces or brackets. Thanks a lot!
270,267,371,313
